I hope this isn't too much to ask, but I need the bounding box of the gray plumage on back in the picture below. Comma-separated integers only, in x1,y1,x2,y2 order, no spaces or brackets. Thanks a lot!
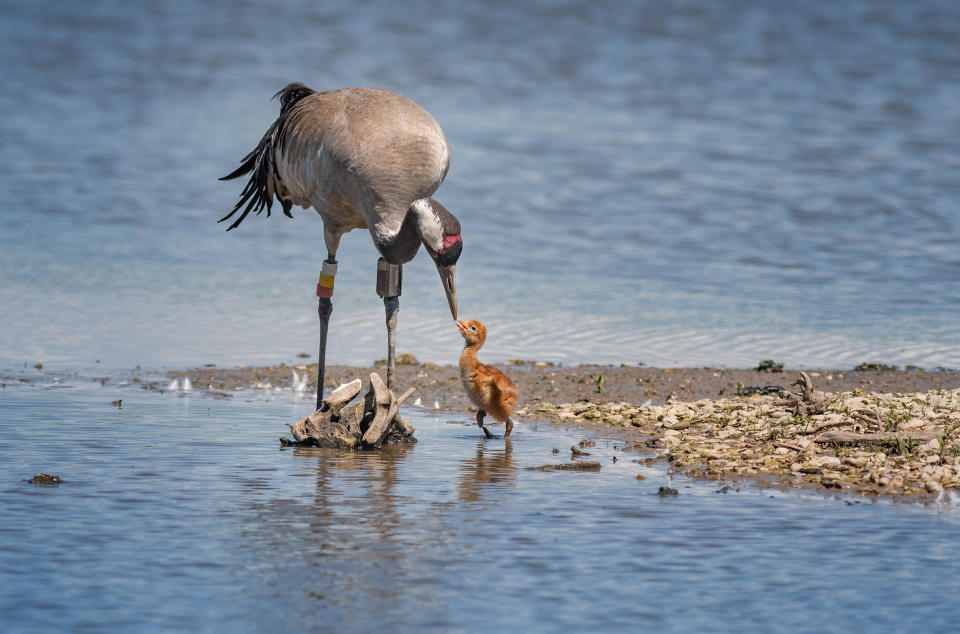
220,84,451,258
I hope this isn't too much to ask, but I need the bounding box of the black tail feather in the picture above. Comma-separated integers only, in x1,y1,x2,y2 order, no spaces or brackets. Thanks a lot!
273,82,316,115
219,82,317,230
219,153,256,181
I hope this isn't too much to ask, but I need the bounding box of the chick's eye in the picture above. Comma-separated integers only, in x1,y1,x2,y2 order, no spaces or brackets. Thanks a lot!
471,326,477,332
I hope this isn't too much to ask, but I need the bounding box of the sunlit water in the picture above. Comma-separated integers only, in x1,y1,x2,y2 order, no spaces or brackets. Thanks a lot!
2,381,960,632
1,0,959,372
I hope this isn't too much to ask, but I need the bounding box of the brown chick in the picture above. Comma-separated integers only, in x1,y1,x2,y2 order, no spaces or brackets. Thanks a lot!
457,319,520,438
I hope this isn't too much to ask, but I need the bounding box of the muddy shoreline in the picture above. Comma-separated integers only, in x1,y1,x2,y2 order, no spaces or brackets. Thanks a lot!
167,360,960,411
15,359,945,503
160,359,960,503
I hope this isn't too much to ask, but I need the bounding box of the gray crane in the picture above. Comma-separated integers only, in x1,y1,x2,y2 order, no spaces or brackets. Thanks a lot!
220,83,462,408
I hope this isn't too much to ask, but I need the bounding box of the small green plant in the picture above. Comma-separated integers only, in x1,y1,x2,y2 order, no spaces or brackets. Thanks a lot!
882,405,912,432
716,409,731,429
585,372,605,394
833,442,850,458
888,435,918,456
905,436,918,456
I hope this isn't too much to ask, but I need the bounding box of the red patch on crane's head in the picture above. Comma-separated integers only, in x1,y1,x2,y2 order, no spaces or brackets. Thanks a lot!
436,233,462,266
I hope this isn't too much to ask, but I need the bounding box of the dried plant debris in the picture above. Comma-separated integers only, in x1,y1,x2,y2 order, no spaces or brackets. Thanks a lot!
28,473,62,485
526,462,602,472
853,362,899,372
755,360,784,373
518,373,960,501
776,371,833,416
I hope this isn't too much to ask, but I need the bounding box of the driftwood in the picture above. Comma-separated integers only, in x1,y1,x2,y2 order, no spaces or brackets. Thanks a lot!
777,372,833,416
281,374,416,450
814,431,942,444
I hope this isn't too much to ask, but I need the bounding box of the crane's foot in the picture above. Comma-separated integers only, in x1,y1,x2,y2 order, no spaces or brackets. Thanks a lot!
477,409,493,439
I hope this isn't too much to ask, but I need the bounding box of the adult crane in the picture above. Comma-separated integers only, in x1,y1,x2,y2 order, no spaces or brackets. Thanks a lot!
220,83,462,408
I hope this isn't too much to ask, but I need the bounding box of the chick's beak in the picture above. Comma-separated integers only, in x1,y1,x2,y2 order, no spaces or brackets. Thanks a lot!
456,320,467,332
437,263,457,320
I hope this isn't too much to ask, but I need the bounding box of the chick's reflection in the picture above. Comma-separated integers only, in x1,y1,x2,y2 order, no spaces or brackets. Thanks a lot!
458,438,516,502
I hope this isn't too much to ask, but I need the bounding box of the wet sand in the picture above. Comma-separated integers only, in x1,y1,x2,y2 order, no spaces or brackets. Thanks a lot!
159,359,960,503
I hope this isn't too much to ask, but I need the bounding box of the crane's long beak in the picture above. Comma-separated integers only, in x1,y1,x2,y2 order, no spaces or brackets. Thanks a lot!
436,263,457,320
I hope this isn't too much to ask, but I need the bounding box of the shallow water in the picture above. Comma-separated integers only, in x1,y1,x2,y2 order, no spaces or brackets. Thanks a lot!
1,0,959,371
2,381,959,632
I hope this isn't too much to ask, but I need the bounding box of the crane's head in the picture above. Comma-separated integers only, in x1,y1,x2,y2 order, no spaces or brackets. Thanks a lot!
413,198,461,320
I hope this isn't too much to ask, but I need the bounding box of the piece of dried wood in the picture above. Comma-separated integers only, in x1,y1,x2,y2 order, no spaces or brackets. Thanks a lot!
805,419,850,435
850,410,883,431
777,372,833,416
285,373,415,450
814,431,942,444
396,387,416,405
322,379,363,414
361,391,399,449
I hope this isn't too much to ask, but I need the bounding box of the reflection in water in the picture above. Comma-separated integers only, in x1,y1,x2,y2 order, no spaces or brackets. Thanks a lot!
293,444,415,548
458,438,515,502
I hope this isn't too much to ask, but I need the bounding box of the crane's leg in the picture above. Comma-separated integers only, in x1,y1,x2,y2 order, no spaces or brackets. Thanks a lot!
376,258,402,391
316,259,337,410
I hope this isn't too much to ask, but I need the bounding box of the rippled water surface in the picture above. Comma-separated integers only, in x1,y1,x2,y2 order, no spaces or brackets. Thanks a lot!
1,0,958,371
1,381,959,632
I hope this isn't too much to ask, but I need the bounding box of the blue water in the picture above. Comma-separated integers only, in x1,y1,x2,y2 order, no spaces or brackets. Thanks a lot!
2,380,959,633
0,0,958,372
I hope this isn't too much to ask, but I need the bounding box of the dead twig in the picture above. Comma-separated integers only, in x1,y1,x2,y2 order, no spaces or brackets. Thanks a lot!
777,372,833,416
850,410,883,431
804,418,851,435
813,431,941,444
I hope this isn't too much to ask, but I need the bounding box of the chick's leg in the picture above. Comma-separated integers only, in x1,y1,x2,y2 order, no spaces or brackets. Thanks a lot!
476,409,493,438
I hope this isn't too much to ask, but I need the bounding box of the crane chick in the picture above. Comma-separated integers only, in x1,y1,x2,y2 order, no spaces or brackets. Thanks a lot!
457,320,519,438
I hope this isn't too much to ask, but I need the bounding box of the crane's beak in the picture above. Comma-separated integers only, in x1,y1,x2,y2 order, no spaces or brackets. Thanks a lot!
436,263,457,320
